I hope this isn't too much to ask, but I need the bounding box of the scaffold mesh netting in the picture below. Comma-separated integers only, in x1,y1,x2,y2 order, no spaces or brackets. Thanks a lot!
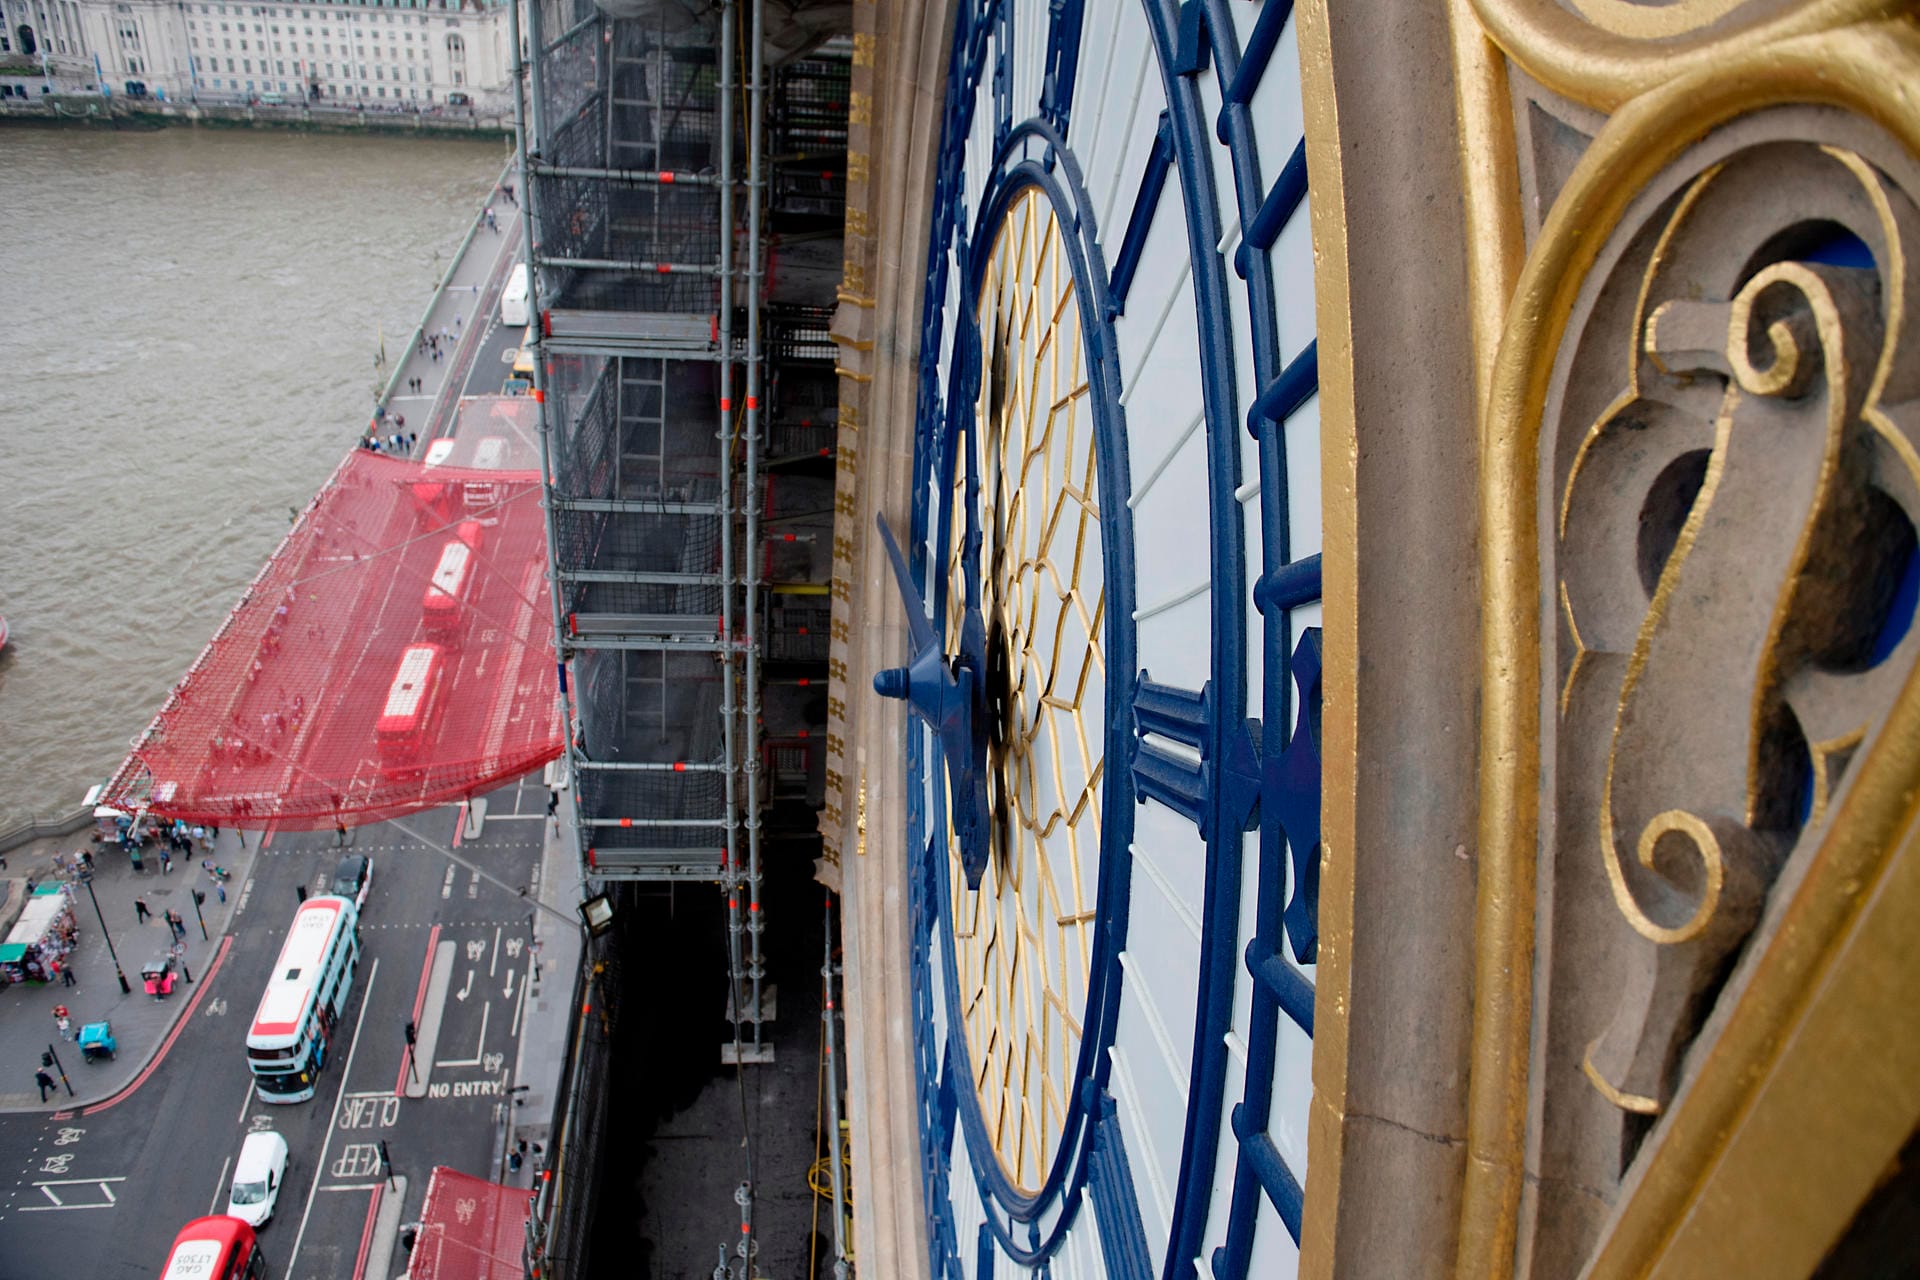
103,436,562,830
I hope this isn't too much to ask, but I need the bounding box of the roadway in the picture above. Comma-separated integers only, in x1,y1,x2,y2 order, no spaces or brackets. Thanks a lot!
0,773,557,1279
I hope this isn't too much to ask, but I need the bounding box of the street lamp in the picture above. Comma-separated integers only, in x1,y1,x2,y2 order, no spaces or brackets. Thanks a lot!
80,877,132,994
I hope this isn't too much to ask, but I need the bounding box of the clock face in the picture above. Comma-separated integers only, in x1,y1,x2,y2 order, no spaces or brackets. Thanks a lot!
942,185,1108,1194
884,2,1325,1275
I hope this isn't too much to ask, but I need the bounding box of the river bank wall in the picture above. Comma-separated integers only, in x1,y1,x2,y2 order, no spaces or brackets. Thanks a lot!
0,94,509,137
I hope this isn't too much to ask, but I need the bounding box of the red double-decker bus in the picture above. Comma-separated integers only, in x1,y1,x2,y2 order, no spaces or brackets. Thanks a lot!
375,643,448,775
158,1216,267,1279
421,539,477,639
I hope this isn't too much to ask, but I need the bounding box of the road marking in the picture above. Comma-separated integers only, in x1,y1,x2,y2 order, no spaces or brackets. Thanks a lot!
286,955,380,1279
451,801,468,849
440,866,456,900
209,1155,232,1216
511,968,529,1037
456,968,474,1001
235,1077,257,1127
503,967,516,1002
321,1182,387,1192
489,925,501,977
352,1182,385,1280
435,1000,490,1069
339,1094,403,1130
20,1177,126,1212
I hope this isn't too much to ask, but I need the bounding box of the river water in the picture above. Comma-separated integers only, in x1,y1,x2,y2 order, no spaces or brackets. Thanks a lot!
0,125,501,833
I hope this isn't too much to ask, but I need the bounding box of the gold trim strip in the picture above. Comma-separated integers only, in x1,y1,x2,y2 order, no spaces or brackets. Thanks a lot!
1466,0,1904,111
1466,20,1920,1278
1447,0,1526,429
1297,0,1358,1272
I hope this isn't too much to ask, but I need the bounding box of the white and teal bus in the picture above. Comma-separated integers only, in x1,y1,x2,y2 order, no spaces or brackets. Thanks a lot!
246,895,361,1103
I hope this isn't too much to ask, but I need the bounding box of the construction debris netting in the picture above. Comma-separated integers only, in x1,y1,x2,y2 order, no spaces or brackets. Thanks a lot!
405,1166,534,1280
104,431,561,830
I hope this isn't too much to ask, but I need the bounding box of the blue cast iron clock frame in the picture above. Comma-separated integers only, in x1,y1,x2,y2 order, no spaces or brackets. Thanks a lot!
882,1,1325,1276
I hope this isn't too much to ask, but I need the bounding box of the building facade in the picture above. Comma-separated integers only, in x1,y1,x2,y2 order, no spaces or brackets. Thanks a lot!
1,0,515,106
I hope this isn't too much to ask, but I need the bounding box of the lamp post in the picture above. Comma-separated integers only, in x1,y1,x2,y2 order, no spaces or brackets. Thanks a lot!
190,888,210,940
80,877,132,994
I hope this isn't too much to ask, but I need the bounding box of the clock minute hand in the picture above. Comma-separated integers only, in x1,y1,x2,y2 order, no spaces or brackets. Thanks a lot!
871,512,994,888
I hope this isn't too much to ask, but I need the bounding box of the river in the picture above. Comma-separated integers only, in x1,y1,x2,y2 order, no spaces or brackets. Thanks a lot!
0,124,501,832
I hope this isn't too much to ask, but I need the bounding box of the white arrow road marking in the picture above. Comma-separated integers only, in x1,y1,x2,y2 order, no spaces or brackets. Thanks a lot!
456,968,474,1002
503,968,515,1001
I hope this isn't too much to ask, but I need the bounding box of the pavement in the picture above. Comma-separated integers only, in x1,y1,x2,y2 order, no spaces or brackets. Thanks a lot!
377,174,525,456
0,825,253,1112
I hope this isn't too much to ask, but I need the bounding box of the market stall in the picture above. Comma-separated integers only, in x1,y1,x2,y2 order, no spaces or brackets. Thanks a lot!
0,884,79,985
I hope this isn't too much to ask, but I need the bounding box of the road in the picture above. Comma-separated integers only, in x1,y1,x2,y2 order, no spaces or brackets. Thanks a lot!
0,773,556,1279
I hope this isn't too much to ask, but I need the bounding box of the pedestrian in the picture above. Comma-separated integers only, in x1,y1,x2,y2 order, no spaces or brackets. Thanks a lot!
297,884,308,903
134,896,151,924
336,821,348,848
395,412,405,429
54,1007,71,1040
546,789,559,817
193,825,209,853
60,963,76,987
408,432,417,451
167,909,185,942
217,881,227,905
160,846,172,875
35,1069,55,1102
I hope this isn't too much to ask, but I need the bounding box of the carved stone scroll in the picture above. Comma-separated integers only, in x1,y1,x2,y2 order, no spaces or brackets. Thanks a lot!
1543,121,1920,1205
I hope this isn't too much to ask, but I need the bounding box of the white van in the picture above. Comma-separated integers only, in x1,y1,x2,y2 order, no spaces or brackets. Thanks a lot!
225,1131,289,1227
500,263,530,328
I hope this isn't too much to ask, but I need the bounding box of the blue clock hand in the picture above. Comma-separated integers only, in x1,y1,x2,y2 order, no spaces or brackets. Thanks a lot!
872,512,994,888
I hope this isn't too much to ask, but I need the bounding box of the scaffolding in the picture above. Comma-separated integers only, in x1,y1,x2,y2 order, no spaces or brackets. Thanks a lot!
515,0,845,1271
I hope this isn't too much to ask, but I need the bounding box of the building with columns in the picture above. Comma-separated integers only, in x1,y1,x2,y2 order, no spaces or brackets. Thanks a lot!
0,0,516,106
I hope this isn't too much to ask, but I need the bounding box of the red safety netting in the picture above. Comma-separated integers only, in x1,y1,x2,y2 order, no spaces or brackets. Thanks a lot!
104,414,561,829
405,1166,534,1280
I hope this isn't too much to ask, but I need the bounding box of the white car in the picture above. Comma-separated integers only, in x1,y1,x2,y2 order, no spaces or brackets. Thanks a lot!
225,1131,289,1227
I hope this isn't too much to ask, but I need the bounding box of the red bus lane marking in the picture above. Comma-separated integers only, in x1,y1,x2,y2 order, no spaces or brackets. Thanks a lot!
81,935,235,1117
397,923,442,1096
451,800,468,849
352,1182,385,1280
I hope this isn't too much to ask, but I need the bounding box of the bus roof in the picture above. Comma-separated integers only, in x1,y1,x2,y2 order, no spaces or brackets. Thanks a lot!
249,896,353,1043
162,1216,255,1278
380,645,444,720
427,541,473,599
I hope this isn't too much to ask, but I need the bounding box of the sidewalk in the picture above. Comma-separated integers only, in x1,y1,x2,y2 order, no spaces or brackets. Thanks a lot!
0,825,254,1114
376,177,524,457
494,772,583,1191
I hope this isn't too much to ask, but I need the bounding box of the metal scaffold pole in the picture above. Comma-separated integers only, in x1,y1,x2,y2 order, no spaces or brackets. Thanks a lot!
823,891,851,1278
717,0,751,1078
744,0,768,1059
509,0,581,880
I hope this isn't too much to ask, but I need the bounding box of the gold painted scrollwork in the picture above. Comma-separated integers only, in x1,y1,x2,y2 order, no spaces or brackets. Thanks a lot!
1464,18,1920,1279
1467,0,1906,109
1561,151,1920,1109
